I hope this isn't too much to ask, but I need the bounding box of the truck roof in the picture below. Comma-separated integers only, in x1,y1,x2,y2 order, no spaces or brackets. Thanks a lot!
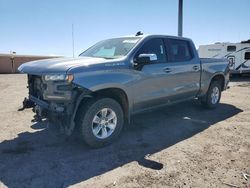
118,34,191,41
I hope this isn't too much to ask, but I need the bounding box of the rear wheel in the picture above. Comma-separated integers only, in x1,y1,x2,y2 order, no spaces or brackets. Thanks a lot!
201,81,222,109
76,98,124,148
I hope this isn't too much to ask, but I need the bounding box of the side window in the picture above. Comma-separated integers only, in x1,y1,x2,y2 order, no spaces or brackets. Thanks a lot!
227,46,236,52
165,39,193,62
136,38,167,63
245,52,250,60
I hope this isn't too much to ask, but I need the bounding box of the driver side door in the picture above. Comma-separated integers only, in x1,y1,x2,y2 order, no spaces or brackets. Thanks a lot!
132,38,172,112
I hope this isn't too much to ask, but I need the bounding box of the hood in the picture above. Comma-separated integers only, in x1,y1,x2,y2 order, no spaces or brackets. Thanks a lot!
18,56,121,75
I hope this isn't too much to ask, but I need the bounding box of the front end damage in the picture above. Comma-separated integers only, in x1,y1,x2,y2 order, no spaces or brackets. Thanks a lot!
22,74,91,135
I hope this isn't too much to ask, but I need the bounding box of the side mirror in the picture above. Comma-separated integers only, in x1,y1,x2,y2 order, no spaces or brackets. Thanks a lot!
135,54,158,64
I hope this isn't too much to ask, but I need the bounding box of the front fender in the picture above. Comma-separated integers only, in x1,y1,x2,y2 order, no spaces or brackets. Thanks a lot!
72,69,138,115
72,70,135,91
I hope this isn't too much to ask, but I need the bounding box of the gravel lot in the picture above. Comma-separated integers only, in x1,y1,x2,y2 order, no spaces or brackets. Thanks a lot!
0,74,249,188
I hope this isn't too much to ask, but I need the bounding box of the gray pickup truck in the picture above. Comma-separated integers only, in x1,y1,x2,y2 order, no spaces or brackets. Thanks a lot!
19,33,230,147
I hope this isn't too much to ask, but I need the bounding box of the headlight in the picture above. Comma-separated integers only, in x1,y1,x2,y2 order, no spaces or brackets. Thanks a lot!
44,74,74,82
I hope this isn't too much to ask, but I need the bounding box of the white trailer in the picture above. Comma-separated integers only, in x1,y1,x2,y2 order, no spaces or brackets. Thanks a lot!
198,40,250,74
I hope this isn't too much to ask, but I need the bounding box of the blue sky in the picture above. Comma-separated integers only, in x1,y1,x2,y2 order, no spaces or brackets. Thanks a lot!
0,0,249,57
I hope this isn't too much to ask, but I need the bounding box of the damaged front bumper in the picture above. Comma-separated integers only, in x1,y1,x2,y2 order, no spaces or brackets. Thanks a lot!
22,74,77,134
29,95,65,113
29,94,75,134
20,74,92,135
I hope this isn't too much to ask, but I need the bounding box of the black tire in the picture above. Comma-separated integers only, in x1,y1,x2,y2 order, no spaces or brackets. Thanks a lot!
201,81,222,109
76,97,124,148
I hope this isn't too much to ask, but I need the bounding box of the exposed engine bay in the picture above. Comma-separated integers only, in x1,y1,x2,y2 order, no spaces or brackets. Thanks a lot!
20,74,90,135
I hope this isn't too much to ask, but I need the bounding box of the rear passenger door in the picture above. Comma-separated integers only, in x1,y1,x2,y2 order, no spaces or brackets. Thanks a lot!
163,38,201,101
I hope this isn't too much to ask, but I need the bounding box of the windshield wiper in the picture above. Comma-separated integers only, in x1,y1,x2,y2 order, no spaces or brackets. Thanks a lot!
102,57,115,59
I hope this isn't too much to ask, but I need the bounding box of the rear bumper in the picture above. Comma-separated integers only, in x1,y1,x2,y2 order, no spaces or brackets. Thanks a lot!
223,69,230,91
224,80,230,90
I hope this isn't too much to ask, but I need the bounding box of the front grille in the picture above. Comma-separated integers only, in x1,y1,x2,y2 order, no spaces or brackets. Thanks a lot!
27,74,72,101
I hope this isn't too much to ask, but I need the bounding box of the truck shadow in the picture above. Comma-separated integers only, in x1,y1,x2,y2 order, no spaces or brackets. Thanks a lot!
0,101,242,187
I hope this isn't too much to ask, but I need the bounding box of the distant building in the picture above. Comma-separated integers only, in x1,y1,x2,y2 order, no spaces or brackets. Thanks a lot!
0,53,61,73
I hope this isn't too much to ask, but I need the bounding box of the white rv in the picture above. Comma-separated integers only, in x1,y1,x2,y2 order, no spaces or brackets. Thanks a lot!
198,40,250,74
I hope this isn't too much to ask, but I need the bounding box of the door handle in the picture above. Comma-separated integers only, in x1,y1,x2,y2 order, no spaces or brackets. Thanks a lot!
163,67,172,73
193,65,199,71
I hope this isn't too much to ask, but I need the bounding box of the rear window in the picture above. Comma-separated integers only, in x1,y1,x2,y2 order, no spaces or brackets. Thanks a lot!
245,52,250,60
227,46,236,52
165,39,193,62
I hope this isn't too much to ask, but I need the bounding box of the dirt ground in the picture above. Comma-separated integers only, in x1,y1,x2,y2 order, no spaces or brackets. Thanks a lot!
0,74,249,188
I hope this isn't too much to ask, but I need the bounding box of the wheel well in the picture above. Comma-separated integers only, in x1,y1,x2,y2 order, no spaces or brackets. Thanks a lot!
76,88,129,124
211,74,225,91
94,88,129,120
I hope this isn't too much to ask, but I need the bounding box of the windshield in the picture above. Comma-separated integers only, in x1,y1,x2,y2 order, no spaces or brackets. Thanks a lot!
79,37,141,59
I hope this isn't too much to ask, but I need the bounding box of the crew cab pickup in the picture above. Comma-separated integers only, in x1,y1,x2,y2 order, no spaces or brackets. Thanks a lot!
18,34,230,147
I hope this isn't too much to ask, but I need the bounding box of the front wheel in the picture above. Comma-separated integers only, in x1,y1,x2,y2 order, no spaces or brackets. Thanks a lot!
76,98,124,148
201,81,222,109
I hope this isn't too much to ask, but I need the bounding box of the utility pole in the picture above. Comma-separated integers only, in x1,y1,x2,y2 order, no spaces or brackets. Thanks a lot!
72,24,75,57
178,0,183,37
